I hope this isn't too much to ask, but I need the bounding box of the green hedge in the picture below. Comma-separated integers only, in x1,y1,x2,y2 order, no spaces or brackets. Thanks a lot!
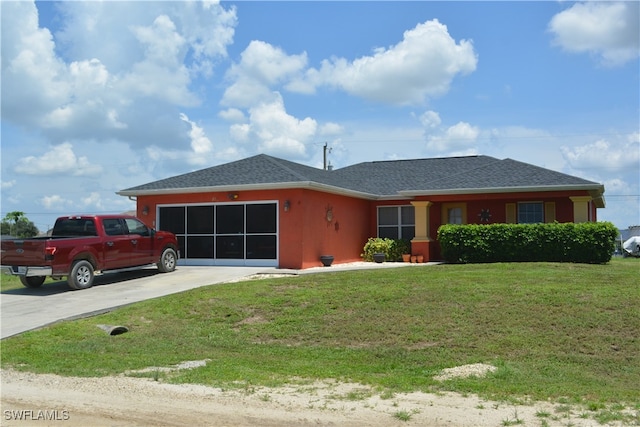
361,238,411,262
437,222,618,264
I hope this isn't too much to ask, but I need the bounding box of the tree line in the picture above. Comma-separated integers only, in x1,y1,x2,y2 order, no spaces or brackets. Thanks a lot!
1,211,39,238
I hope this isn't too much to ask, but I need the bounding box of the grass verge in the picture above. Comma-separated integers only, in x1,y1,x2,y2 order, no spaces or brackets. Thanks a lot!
1,259,638,409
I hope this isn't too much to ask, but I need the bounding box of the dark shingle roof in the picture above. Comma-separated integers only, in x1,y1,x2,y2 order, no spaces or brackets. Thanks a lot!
122,155,326,191
119,154,603,199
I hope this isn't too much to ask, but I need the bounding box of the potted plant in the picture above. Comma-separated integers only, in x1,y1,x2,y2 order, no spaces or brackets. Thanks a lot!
373,252,386,263
320,255,334,267
361,237,393,262
394,239,411,263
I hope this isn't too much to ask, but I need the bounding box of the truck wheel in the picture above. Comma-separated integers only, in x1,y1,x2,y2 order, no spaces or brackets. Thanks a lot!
157,247,177,273
69,260,94,290
20,276,46,288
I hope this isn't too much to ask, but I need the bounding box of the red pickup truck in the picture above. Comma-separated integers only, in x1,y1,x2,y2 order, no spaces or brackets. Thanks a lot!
1,215,179,290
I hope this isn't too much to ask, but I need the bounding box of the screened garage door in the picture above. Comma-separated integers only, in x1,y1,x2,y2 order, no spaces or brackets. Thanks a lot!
158,202,278,267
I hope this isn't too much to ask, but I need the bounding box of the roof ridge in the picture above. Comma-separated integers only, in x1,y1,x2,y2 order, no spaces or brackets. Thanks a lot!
419,156,503,186
261,154,323,181
500,158,598,184
366,154,489,165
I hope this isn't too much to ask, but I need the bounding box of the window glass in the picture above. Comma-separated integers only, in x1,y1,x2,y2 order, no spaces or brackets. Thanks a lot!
125,218,149,236
400,206,414,224
216,236,244,258
400,226,415,241
247,204,276,233
518,202,544,223
448,207,463,224
378,227,399,239
159,207,185,234
186,236,214,258
378,207,398,226
103,219,125,236
377,206,415,240
216,205,244,234
53,219,97,236
187,206,214,234
246,235,277,259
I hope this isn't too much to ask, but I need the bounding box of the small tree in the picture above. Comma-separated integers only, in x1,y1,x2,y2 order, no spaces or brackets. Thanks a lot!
1,211,39,238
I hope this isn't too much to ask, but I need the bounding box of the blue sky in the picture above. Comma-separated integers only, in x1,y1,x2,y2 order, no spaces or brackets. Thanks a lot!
1,1,638,232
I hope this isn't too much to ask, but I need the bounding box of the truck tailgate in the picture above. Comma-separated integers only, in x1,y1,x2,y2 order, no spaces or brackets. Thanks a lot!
0,238,50,266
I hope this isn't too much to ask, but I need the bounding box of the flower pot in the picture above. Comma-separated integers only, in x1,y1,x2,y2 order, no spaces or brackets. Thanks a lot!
417,255,424,263
320,255,334,267
410,256,417,263
373,253,385,263
402,254,411,263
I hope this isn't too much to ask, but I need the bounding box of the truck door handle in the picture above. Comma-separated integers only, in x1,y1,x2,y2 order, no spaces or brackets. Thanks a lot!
131,239,138,245
106,241,114,247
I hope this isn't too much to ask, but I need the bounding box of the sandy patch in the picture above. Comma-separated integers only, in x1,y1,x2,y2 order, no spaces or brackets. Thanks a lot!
1,367,616,427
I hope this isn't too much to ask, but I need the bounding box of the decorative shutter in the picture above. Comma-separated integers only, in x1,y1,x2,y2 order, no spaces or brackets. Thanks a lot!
545,202,556,223
505,203,516,224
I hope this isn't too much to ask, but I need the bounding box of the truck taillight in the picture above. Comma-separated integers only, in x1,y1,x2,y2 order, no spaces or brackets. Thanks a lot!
45,247,57,260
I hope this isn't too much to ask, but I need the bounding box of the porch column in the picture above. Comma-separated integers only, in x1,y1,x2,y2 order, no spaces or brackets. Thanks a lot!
411,201,433,260
570,196,592,223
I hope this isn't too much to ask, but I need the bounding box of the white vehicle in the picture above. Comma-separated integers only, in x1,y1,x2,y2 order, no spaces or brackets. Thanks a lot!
622,236,640,257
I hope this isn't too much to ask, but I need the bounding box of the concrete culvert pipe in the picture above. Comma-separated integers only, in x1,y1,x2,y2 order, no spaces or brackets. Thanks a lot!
97,324,129,336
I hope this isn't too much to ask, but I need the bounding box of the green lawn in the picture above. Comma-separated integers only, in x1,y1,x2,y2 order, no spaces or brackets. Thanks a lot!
2,260,638,412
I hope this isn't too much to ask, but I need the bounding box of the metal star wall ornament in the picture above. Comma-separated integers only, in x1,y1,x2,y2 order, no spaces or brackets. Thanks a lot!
478,208,492,222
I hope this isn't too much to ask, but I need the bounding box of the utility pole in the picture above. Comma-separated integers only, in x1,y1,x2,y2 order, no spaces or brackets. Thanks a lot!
323,142,332,170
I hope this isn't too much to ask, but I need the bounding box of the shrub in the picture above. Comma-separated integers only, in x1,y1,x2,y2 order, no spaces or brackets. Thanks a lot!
437,222,618,264
361,238,409,262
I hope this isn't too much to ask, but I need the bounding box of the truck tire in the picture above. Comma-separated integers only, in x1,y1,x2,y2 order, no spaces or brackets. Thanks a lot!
69,260,94,290
20,276,46,288
157,247,177,273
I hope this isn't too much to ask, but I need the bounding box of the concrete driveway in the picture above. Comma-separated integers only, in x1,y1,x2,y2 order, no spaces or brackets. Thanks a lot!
0,266,266,339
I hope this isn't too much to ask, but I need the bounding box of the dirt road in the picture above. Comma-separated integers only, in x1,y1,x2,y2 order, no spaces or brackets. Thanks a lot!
1,369,606,427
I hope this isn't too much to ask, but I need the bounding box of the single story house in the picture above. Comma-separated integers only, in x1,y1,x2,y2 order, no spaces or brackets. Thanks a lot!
117,154,605,269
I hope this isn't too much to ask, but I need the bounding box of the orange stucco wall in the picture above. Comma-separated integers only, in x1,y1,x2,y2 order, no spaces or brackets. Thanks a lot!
133,188,598,267
134,188,370,269
415,190,597,260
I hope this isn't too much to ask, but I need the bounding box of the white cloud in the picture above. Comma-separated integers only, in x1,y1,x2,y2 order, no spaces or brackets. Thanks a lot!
218,108,246,123
1,1,70,125
1,180,16,189
418,111,479,154
14,143,103,176
419,110,442,131
222,40,308,107
40,195,70,210
549,2,640,66
180,113,213,156
561,134,639,170
81,192,104,210
319,122,344,136
231,95,317,158
230,123,251,142
120,15,197,107
299,19,477,105
603,178,629,195
52,1,236,74
1,1,237,149
426,122,479,154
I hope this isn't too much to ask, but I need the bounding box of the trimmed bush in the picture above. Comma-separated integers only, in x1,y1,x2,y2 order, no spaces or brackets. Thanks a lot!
437,222,618,264
361,238,410,262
